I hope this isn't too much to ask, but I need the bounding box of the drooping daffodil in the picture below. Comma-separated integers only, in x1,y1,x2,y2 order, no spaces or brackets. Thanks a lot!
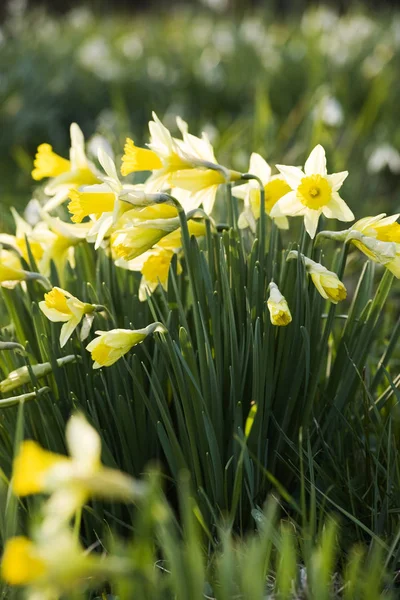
86,322,166,368
1,528,129,598
267,282,292,326
288,251,347,303
39,287,97,347
317,213,400,278
232,153,289,231
270,145,354,239
12,413,146,527
114,219,206,300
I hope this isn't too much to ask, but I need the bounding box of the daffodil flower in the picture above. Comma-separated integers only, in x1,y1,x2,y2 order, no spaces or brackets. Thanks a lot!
39,287,96,347
232,153,289,231
121,137,163,175
1,529,128,598
0,208,46,264
0,249,30,288
134,113,240,214
318,213,400,278
32,123,101,212
110,203,183,261
270,145,354,239
288,251,347,303
36,213,91,278
86,322,166,368
12,414,146,526
114,219,206,300
267,282,292,326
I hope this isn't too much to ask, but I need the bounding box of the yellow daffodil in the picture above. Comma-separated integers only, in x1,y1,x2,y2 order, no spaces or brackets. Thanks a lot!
36,213,91,278
288,251,347,303
0,249,29,288
267,282,292,326
32,123,101,212
111,204,182,261
0,208,45,264
270,145,354,238
12,414,145,527
1,529,127,598
86,322,166,368
232,153,289,231
39,287,96,347
318,213,400,278
142,114,240,213
0,355,77,394
115,219,206,299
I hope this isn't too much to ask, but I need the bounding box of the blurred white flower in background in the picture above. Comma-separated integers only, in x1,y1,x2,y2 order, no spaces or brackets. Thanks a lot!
119,33,144,60
199,0,229,12
313,95,344,128
368,145,400,175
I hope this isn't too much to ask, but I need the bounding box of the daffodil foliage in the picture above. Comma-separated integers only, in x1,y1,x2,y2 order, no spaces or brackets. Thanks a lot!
0,117,400,599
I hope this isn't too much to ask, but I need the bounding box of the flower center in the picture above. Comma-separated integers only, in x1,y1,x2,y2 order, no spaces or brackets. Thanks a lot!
297,174,332,210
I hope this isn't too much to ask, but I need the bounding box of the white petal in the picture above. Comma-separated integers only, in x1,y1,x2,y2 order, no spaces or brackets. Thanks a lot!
98,148,119,183
70,123,87,170
304,210,321,239
59,317,80,348
191,186,219,215
322,192,354,222
275,165,304,189
39,302,70,323
304,145,327,176
249,153,271,183
231,183,249,200
66,414,101,472
273,216,289,230
327,171,348,191
270,191,306,217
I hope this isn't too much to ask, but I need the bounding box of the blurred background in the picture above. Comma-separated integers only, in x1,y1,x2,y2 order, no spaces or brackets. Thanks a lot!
1,0,400,230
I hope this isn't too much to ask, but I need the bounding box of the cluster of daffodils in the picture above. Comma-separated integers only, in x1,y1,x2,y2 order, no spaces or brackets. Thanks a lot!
0,113,399,376
1,413,146,598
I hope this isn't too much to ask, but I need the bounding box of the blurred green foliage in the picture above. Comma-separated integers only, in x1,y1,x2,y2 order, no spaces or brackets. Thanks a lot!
1,3,400,231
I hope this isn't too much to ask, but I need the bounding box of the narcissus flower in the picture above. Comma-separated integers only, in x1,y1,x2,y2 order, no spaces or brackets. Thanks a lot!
111,204,182,261
270,145,354,238
1,530,127,597
233,153,289,231
32,123,101,211
288,251,347,303
0,249,29,288
86,322,167,368
12,414,145,525
267,282,292,326
0,208,45,264
317,213,400,278
39,287,96,347
143,113,240,214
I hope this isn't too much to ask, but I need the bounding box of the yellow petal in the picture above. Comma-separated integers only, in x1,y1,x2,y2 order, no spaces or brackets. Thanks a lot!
31,143,71,181
1,537,46,585
13,440,68,496
68,189,115,223
121,138,163,176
